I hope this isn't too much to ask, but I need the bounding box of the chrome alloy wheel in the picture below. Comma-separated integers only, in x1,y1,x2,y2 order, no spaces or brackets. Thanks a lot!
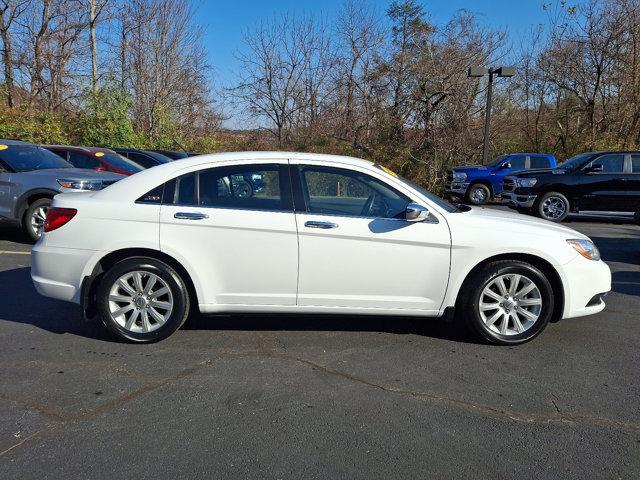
471,187,488,203
541,196,566,220
478,273,542,336
108,271,174,333
30,206,49,238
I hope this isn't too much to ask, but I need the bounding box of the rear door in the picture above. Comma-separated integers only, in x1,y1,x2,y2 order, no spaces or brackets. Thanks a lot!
578,154,627,211
292,161,451,313
159,161,299,308
0,159,12,218
530,155,552,169
626,154,640,211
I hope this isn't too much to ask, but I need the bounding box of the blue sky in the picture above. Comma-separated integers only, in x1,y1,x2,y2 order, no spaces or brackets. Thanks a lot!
199,0,550,90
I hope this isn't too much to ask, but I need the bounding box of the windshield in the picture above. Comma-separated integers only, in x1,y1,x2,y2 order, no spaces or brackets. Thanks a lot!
557,153,595,170
485,154,509,168
0,145,73,171
98,152,143,174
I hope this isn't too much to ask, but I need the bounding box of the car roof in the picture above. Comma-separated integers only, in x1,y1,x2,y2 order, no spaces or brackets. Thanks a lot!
94,151,377,201
44,145,118,155
0,139,35,146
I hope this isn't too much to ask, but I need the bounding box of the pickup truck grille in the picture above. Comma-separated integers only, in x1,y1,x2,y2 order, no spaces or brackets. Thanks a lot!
503,177,515,192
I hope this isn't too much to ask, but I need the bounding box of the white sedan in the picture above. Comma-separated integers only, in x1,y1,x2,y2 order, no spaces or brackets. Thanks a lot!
31,152,611,345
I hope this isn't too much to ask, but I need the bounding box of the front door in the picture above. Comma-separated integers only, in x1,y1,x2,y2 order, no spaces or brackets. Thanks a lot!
292,163,451,313
578,153,627,211
159,162,299,307
0,171,12,218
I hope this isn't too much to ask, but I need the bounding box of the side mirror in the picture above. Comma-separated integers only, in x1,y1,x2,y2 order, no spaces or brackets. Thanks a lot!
405,203,430,222
500,162,512,169
584,164,603,174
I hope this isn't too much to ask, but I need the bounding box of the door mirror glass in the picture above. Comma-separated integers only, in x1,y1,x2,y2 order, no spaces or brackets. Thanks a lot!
405,203,430,222
500,162,511,169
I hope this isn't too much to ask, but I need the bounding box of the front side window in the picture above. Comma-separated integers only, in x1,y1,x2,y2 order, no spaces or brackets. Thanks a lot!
69,151,100,169
507,155,527,170
199,164,285,211
300,165,410,218
590,154,624,173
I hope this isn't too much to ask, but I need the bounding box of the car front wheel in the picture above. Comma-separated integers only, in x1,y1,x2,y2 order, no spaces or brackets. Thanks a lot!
96,257,190,343
536,192,569,222
23,198,51,242
459,260,554,345
465,183,491,205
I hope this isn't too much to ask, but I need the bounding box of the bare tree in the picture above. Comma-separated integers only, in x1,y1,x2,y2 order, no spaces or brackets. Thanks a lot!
0,0,28,106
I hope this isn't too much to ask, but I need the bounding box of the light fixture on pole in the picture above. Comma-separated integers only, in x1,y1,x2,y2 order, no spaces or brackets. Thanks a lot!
468,66,516,165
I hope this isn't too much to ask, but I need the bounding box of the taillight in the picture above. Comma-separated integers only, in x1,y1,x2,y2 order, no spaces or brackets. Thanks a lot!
44,207,77,232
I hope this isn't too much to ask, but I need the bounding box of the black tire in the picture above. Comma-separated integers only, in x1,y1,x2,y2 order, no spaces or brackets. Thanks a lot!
96,257,190,343
465,183,491,205
535,191,569,222
458,260,554,345
23,197,52,242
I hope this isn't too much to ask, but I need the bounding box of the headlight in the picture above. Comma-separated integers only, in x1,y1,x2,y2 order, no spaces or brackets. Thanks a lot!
57,179,104,190
452,172,467,182
567,239,600,261
515,178,537,187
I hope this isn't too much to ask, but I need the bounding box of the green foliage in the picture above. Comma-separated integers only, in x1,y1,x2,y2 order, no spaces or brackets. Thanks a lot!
0,108,68,144
75,83,142,148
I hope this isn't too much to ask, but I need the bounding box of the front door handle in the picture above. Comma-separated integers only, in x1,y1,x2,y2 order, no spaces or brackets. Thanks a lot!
174,212,209,220
304,220,338,229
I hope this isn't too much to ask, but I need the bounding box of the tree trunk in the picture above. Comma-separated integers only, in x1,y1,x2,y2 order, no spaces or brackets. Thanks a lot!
0,16,14,107
89,0,98,93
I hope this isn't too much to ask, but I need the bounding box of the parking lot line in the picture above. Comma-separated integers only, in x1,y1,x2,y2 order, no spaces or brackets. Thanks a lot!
0,250,30,255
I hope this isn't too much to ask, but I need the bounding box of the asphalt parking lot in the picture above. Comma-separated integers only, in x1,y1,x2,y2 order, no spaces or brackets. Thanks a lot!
0,212,638,479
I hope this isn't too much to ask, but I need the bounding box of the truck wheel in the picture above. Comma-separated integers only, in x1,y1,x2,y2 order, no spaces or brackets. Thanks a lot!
536,192,569,222
23,198,52,242
465,183,491,205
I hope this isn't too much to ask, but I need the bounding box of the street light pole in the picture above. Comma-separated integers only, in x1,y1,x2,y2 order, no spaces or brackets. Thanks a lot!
468,66,516,165
482,68,495,166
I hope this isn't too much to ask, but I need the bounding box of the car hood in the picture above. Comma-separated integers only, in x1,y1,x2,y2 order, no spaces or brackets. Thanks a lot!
451,165,488,173
23,168,125,181
506,168,561,178
459,206,589,240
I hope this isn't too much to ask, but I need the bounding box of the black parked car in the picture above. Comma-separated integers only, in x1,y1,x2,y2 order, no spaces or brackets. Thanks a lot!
150,149,200,160
502,151,640,222
112,149,173,169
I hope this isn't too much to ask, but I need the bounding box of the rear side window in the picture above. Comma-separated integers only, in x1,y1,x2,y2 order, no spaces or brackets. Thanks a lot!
530,156,550,168
631,154,640,173
198,164,286,211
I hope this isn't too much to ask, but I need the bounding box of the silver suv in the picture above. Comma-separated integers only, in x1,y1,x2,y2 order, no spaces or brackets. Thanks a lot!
0,139,124,241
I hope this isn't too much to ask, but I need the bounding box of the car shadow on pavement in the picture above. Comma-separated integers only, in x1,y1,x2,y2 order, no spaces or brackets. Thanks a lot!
589,235,640,265
0,267,111,340
611,271,640,297
0,267,476,344
0,223,33,245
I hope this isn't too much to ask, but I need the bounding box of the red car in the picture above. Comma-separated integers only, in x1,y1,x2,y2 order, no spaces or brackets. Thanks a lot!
43,145,144,176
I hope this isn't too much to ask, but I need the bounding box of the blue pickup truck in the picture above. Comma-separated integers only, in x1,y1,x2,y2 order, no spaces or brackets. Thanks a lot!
446,153,558,205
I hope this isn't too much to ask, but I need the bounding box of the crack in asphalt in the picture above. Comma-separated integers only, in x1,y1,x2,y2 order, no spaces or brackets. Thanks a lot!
2,346,639,458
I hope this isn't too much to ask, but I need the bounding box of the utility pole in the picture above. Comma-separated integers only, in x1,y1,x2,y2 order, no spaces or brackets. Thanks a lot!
468,66,516,165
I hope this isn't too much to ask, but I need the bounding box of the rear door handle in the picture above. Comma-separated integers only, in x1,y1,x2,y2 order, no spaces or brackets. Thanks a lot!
304,220,338,229
174,212,209,220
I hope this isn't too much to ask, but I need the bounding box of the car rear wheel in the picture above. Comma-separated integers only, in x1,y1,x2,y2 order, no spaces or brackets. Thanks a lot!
459,260,554,345
23,198,51,242
97,257,190,343
536,192,569,222
465,183,491,205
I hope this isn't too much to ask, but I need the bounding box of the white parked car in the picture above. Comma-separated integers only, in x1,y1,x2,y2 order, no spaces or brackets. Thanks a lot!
31,152,611,345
